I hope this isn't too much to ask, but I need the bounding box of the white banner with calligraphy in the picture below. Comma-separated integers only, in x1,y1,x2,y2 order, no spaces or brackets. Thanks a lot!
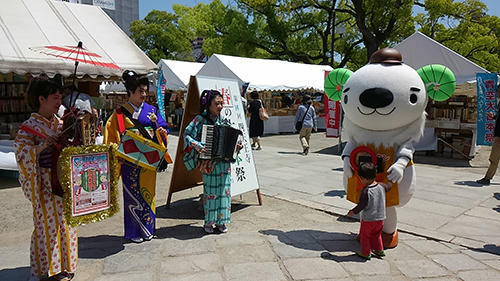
196,76,259,197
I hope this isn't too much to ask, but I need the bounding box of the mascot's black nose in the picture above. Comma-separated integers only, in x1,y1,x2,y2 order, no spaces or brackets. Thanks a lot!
359,88,394,109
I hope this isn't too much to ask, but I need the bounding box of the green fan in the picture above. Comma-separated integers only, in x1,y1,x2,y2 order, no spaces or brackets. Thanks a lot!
324,68,353,101
417,64,456,102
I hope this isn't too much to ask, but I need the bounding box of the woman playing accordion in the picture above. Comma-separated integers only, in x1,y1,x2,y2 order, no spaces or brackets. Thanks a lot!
184,90,242,234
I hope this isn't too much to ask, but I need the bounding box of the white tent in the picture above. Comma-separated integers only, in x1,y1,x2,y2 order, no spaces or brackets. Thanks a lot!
0,0,157,79
158,59,204,90
394,31,489,84
196,54,332,91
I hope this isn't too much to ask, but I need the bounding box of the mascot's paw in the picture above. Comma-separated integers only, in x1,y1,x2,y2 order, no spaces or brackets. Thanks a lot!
387,162,405,183
343,157,353,178
382,230,398,249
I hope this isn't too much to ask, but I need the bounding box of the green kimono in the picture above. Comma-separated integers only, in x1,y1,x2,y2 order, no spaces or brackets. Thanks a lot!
184,114,231,226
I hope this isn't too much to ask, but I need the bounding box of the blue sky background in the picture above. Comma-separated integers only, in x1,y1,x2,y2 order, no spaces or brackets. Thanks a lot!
139,0,500,19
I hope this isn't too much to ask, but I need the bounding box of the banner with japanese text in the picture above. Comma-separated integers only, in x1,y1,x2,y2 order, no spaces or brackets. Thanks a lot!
324,70,341,137
156,69,166,121
476,73,498,146
196,76,259,197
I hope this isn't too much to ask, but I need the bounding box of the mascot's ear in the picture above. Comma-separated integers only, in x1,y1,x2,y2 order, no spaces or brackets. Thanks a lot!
416,64,456,102
324,68,353,101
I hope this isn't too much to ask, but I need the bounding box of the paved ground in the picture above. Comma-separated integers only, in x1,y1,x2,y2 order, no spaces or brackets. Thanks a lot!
1,132,500,281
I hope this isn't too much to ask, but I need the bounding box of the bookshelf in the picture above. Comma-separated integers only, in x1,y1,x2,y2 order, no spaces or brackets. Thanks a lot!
0,74,30,139
426,95,477,158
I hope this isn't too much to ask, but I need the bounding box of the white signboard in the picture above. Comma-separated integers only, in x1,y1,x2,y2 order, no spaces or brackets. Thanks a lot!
93,0,115,10
196,76,260,197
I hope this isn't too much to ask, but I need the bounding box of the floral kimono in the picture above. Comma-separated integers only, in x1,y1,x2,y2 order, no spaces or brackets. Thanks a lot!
14,113,78,279
104,102,168,240
184,114,231,226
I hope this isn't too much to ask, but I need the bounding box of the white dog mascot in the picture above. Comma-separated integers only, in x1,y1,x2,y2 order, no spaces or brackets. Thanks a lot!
326,48,455,248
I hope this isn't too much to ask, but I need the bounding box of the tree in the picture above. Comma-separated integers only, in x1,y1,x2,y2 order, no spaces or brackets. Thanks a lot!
415,0,500,71
129,10,193,63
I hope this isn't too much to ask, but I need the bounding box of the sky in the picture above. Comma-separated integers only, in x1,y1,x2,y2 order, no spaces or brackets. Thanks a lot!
139,0,500,20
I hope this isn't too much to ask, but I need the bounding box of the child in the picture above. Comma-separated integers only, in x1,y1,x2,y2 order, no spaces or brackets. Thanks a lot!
347,162,391,260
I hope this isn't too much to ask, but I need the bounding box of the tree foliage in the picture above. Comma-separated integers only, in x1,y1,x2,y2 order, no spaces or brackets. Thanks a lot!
129,10,193,63
130,0,499,72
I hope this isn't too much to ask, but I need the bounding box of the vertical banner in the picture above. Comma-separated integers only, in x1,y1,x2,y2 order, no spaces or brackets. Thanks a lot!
324,94,341,137
324,70,341,138
156,70,166,121
196,76,259,197
476,73,498,146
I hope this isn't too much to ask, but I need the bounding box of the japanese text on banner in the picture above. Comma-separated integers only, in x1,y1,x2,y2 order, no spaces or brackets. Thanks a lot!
476,73,498,146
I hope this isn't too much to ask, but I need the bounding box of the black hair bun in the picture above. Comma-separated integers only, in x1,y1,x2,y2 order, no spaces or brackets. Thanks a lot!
122,70,137,81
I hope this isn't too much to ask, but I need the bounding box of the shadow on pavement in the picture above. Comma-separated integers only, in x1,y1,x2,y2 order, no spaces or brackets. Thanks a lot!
155,223,205,240
324,190,346,198
494,193,500,213
315,144,345,156
259,229,364,263
78,235,125,259
413,154,472,167
157,198,252,220
277,151,302,155
479,244,500,256
320,251,367,263
454,181,486,187
0,266,30,281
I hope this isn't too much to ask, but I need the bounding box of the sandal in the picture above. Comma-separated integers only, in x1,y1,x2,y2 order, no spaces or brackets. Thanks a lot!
204,225,214,234
216,224,228,233
356,251,371,260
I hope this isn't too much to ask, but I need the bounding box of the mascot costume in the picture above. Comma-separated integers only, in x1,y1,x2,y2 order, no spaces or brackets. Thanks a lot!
325,48,456,248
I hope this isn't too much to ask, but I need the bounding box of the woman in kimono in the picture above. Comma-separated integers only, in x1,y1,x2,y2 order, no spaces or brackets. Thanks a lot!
14,78,77,281
104,70,168,243
184,90,241,234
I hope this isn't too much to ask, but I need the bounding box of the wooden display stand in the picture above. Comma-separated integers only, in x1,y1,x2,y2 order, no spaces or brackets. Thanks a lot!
166,76,203,208
166,76,262,208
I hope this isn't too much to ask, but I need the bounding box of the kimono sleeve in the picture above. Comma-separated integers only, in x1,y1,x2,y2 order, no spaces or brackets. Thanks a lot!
184,115,203,149
13,127,42,202
103,112,121,145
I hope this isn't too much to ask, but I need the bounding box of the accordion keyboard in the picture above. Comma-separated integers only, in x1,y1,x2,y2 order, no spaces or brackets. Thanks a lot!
200,124,214,160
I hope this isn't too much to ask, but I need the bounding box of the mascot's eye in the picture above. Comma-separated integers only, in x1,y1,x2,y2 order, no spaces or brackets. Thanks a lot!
410,94,418,104
343,87,350,93
344,95,348,104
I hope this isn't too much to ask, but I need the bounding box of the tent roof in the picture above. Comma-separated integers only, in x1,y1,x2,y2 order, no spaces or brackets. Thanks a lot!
394,31,489,84
196,54,332,91
158,59,204,90
0,0,157,79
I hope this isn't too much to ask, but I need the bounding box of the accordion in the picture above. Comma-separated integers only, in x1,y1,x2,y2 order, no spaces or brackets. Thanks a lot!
200,125,243,162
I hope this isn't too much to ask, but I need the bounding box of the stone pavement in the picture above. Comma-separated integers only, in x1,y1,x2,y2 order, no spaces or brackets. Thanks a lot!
0,133,499,281
252,133,500,254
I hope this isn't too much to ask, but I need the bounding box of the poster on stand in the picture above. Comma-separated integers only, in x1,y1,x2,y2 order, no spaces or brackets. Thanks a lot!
476,73,498,146
58,144,119,226
196,76,259,197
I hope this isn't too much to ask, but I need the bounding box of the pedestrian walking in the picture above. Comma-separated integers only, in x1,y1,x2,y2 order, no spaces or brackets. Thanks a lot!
347,162,392,260
14,78,77,281
184,90,242,234
104,70,169,243
248,91,264,150
294,94,317,155
476,83,500,185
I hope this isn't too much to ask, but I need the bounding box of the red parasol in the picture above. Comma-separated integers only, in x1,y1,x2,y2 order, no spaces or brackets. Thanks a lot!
30,41,120,70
